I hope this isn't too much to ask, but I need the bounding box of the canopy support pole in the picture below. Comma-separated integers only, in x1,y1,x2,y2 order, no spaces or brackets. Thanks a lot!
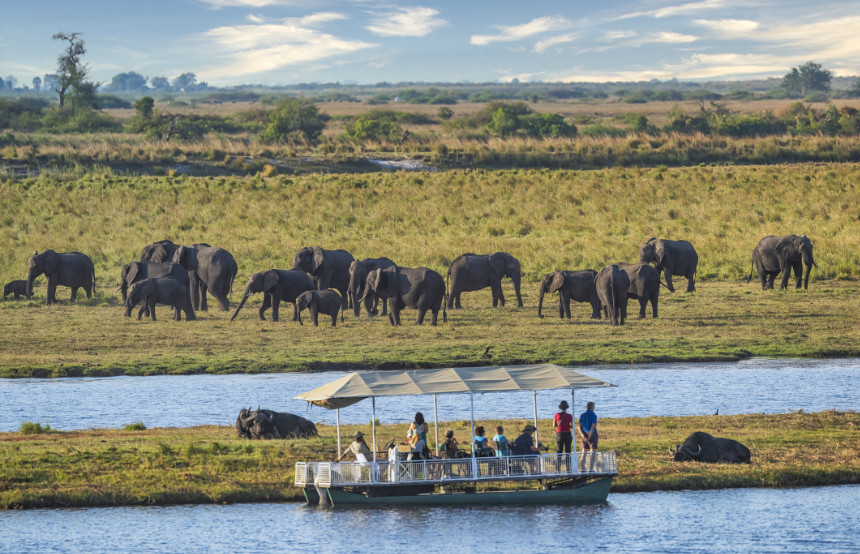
371,397,377,462
533,390,539,447
470,393,477,478
336,408,341,455
433,394,439,456
572,389,577,474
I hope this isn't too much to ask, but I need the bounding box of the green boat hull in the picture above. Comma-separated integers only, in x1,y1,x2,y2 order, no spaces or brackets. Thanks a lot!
307,476,613,507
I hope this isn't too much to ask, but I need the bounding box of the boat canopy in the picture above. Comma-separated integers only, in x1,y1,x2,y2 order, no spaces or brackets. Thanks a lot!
295,364,614,409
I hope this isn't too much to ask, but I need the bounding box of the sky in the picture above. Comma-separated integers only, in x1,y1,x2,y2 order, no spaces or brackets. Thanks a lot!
1,0,859,88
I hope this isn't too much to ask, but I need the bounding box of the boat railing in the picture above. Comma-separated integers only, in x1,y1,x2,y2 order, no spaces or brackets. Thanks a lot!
295,451,617,488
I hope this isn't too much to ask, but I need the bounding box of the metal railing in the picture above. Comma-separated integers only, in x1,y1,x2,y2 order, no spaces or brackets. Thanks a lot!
295,451,617,488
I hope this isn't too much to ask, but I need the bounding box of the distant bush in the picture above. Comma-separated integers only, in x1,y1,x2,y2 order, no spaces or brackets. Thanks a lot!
124,422,147,431
41,108,122,133
95,95,132,109
263,97,327,144
20,422,52,434
0,97,50,131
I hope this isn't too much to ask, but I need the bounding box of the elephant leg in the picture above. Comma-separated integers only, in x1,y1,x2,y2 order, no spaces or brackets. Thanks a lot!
199,282,210,311
271,298,281,322
557,297,564,319
70,286,79,301
590,299,601,319
416,304,427,325
149,298,158,320
651,294,658,318
389,298,401,326
292,302,299,322
562,293,572,319
793,261,803,289
212,288,229,311
46,278,58,305
311,305,319,327
86,282,93,299
664,271,675,293
686,272,695,292
429,306,439,326
446,285,459,309
331,308,337,327
638,298,647,319
137,303,146,320
173,305,181,321
259,294,271,321
184,301,196,321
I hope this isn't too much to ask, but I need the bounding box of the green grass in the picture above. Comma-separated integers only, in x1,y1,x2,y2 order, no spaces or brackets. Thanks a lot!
1,411,856,509
1,165,859,376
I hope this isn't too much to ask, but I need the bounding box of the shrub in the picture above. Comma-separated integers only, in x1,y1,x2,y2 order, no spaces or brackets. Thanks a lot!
124,421,147,431
262,97,327,144
20,422,52,434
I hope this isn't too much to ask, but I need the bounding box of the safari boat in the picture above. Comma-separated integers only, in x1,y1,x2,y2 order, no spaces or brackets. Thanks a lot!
293,364,617,507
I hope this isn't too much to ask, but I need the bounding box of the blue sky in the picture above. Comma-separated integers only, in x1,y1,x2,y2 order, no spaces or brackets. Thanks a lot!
1,0,859,87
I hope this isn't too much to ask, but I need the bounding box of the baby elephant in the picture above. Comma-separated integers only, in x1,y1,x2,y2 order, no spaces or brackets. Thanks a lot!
4,280,32,300
296,289,343,327
125,277,196,321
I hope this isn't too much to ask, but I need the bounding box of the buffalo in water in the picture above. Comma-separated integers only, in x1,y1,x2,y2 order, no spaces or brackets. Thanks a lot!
670,432,751,463
236,408,318,440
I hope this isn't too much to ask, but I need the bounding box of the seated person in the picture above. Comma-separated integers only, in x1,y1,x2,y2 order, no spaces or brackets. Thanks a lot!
336,431,372,463
473,426,494,457
510,424,546,456
441,429,461,459
492,425,511,457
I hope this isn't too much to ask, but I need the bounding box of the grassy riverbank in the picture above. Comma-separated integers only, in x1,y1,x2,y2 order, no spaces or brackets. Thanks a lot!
1,411,857,509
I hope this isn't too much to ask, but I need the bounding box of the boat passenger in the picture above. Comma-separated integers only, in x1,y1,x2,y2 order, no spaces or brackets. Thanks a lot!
578,401,599,472
554,400,573,454
510,424,545,474
409,431,427,461
407,412,429,444
491,426,511,457
336,431,372,463
441,429,463,459
473,426,494,457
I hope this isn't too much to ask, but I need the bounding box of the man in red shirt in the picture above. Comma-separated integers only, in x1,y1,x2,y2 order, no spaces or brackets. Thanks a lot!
554,400,574,465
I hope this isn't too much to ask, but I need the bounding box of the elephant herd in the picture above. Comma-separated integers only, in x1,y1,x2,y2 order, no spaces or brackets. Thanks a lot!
10,234,817,328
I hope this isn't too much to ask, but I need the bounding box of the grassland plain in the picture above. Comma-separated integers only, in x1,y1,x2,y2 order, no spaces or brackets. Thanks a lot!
1,164,859,376
1,411,857,509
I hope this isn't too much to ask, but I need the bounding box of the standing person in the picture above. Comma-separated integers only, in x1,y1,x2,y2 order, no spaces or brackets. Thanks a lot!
578,401,598,472
554,400,573,471
407,412,428,444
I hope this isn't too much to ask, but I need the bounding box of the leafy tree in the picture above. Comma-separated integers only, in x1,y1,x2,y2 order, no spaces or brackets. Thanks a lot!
782,62,832,98
52,32,91,108
172,72,197,91
263,97,326,143
108,72,147,92
488,106,520,136
5,76,18,89
437,106,454,120
150,76,170,90
32,77,41,92
133,96,154,119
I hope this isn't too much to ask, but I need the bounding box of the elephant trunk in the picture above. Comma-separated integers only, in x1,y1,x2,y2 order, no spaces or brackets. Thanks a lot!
352,284,363,317
537,287,545,317
26,267,40,297
230,288,253,321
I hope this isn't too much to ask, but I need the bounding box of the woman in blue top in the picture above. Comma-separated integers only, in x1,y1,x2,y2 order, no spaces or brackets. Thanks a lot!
473,426,492,456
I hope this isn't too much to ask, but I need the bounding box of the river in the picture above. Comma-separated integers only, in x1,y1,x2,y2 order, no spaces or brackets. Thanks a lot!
1,358,856,432
1,485,857,553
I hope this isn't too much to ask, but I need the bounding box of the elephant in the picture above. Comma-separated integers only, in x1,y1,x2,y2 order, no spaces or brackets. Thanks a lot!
235,408,318,439
295,289,344,327
291,246,355,310
537,270,600,319
670,432,751,464
124,277,196,321
348,257,396,317
639,238,698,292
748,235,817,290
119,261,189,303
172,244,238,311
140,240,182,263
4,280,31,300
594,264,629,326
616,262,661,319
447,252,523,309
27,250,95,305
363,265,447,326
230,269,315,322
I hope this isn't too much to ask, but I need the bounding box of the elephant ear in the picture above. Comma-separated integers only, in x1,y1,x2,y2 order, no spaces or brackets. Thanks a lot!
126,263,141,284
297,292,312,310
548,272,566,294
43,250,61,275
775,236,793,256
172,246,186,265
487,253,506,277
262,270,280,292
311,247,325,274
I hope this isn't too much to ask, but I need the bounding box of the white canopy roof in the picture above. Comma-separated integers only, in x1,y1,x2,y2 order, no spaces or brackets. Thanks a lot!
295,364,614,409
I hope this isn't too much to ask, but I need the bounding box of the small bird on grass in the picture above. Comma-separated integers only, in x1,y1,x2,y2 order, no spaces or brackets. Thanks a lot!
481,346,492,359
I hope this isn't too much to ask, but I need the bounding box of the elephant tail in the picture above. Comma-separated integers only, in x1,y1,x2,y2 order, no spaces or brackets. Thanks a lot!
443,272,449,323
745,258,754,283
658,279,670,289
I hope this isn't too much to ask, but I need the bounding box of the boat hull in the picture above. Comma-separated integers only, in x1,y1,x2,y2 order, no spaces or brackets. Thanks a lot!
309,476,613,507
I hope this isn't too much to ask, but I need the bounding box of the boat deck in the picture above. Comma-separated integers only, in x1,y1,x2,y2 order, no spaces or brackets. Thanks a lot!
295,451,617,488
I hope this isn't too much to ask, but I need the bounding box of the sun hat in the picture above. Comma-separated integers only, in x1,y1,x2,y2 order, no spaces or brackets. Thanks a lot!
354,431,365,439
522,424,536,433
559,400,570,410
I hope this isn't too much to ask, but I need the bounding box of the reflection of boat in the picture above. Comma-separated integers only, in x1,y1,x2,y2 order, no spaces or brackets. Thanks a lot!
293,364,617,507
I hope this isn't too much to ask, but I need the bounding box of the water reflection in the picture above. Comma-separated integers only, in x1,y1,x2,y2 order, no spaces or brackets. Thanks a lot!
0,358,857,431
1,486,857,553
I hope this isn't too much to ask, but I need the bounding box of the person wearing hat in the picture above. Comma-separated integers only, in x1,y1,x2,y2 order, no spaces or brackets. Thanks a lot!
336,430,372,463
510,424,546,456
554,400,574,457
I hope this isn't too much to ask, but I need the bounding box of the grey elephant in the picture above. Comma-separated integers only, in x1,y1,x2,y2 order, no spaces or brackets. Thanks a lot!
125,277,196,321
140,240,182,263
447,252,523,309
4,280,32,300
27,250,96,304
291,246,355,309
639,238,698,292
120,261,189,303
748,234,817,290
363,265,447,326
348,257,395,317
231,269,315,322
296,289,344,327
616,262,661,319
537,270,600,319
172,244,238,311
594,264,629,326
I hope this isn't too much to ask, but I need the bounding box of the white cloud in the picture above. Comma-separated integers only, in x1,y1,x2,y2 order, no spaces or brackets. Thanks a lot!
198,0,304,7
471,16,573,46
694,18,759,36
366,7,447,37
604,30,637,41
649,31,698,44
654,0,733,18
534,33,579,53
198,14,375,78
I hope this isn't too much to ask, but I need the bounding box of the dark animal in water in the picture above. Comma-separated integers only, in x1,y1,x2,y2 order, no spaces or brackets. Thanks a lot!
235,408,318,439
670,431,751,463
